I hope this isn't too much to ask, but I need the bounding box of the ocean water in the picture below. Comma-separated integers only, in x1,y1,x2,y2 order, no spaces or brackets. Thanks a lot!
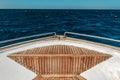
0,9,120,47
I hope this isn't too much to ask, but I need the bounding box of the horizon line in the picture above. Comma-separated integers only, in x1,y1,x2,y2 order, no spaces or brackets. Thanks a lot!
0,8,120,10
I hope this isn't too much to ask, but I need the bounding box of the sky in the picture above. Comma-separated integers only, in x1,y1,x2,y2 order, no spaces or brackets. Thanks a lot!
0,0,120,9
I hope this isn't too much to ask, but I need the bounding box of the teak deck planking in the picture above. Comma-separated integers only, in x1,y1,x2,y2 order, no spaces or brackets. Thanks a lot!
8,45,111,80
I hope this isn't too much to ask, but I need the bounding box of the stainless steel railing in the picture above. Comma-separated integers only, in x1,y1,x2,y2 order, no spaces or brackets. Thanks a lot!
64,32,120,43
0,32,56,48
0,31,120,49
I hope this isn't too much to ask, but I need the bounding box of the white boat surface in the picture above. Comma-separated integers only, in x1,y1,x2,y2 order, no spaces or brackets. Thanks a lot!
0,32,120,80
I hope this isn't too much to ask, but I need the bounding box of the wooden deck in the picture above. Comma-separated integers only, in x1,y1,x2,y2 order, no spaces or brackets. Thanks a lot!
8,45,110,56
8,45,111,80
33,75,86,80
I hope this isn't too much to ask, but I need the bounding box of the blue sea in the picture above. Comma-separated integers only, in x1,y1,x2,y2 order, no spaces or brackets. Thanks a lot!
0,9,120,47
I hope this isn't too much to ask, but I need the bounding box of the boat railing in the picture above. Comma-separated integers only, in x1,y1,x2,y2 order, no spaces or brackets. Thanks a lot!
0,32,56,48
64,32,120,43
0,32,120,49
